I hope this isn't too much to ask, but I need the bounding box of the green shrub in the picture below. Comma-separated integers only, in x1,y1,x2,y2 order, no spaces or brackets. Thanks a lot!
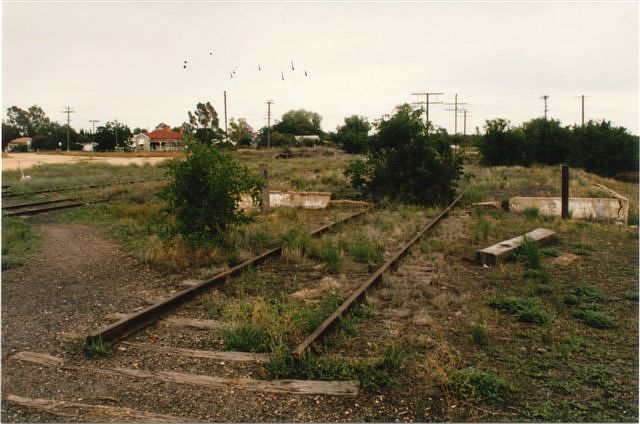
161,144,263,244
347,235,383,264
316,239,343,273
348,104,463,206
523,207,540,220
573,284,603,303
624,292,639,301
448,367,506,404
489,295,550,324
222,323,269,352
516,236,543,270
478,118,533,166
471,322,489,346
572,309,616,329
282,228,312,257
524,268,549,283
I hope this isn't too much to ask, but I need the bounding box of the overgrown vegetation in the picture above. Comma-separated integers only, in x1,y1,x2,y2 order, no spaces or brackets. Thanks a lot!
478,118,639,177
2,217,42,269
448,367,507,404
161,143,264,244
345,104,463,206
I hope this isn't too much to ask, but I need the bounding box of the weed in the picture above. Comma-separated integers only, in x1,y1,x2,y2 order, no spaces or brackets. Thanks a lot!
84,338,111,358
265,340,297,378
472,215,490,242
281,228,311,257
448,367,506,404
532,283,553,296
316,239,343,273
290,176,307,190
570,242,595,256
573,284,603,303
540,247,562,257
516,236,543,270
471,322,489,346
346,235,383,264
489,294,551,324
523,207,539,220
1,217,43,269
296,292,344,332
540,325,554,343
339,316,359,337
351,303,375,320
623,291,639,301
223,322,269,352
572,309,616,329
524,268,550,283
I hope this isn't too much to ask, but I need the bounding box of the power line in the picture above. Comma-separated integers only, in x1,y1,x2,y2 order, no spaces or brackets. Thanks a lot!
411,90,443,128
444,94,467,135
265,99,274,149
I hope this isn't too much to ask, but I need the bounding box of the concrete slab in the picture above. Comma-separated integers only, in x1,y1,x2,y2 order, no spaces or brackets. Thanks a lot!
552,253,580,266
477,228,556,266
509,196,628,223
239,190,331,211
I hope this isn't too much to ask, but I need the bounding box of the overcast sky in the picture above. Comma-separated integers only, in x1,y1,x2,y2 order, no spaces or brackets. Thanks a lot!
3,1,639,136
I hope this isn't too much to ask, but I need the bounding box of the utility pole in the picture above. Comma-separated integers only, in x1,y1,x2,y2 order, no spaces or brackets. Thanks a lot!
61,106,75,151
224,90,228,142
114,119,118,149
89,119,100,136
411,90,443,128
459,108,472,136
575,94,588,126
444,94,466,135
541,95,549,119
265,99,274,149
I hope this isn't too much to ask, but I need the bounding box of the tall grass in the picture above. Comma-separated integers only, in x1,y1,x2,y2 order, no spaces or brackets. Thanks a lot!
2,217,43,269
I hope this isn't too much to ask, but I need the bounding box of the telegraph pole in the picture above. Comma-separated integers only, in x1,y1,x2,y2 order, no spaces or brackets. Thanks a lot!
61,106,75,151
411,90,443,128
265,99,274,148
459,108,472,136
224,90,228,142
444,94,466,135
541,95,549,119
575,94,588,126
89,119,100,136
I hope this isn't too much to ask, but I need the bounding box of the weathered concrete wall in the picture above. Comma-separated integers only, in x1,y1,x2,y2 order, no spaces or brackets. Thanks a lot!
509,196,628,223
239,191,331,211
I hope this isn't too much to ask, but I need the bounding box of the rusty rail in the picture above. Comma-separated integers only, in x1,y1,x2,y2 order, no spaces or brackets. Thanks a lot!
3,198,75,210
3,200,87,217
293,190,466,358
85,208,370,347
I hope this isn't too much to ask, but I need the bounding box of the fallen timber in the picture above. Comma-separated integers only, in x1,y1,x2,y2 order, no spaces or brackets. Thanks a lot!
85,207,369,347
293,190,467,358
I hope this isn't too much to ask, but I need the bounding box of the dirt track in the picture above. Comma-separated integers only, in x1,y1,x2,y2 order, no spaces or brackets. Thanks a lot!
2,153,169,171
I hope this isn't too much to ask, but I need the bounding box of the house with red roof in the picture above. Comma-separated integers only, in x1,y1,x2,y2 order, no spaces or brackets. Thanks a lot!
130,124,183,151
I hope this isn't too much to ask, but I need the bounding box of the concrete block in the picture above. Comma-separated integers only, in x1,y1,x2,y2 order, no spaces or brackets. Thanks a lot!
477,227,556,266
509,196,627,223
239,190,331,211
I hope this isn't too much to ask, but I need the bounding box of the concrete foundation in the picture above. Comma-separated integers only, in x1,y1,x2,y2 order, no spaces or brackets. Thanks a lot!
509,195,628,224
239,190,331,211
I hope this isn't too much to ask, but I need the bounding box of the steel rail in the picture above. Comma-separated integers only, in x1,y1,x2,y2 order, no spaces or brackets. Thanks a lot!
3,201,87,217
2,198,74,211
85,207,370,348
2,178,162,198
293,190,467,358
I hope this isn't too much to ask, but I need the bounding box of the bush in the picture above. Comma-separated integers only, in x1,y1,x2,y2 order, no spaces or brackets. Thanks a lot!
569,120,639,177
161,144,264,244
347,104,463,206
448,367,506,404
478,119,533,166
572,309,616,329
522,118,571,165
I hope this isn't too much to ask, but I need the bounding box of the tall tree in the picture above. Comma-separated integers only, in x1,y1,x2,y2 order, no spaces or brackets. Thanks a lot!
6,105,51,137
273,109,323,135
335,115,371,154
2,123,20,151
94,121,132,151
32,122,78,150
228,118,255,146
184,102,224,144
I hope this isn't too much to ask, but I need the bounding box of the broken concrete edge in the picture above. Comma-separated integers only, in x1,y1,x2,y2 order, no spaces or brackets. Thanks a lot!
509,196,628,224
592,183,630,224
476,227,556,266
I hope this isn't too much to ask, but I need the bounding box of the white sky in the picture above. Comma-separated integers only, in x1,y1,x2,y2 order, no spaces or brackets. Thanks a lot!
3,1,639,135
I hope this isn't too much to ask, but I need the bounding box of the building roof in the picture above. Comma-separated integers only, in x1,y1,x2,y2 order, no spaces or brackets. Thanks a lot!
146,128,182,142
9,137,32,144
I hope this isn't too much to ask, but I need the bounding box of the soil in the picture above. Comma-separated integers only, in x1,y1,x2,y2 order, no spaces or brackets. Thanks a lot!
2,153,170,171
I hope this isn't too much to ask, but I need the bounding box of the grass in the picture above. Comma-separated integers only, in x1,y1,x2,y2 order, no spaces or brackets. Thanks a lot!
2,217,43,269
448,367,506,404
83,338,111,358
344,234,383,264
571,309,617,329
489,294,551,324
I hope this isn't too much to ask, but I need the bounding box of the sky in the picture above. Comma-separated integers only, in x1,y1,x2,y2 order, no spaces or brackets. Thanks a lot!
2,1,639,136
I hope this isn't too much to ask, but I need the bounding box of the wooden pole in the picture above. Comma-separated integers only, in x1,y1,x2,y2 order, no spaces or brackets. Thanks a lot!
259,163,270,213
561,165,569,219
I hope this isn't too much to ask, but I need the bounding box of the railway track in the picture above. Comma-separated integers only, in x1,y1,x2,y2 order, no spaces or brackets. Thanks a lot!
7,192,467,420
1,178,162,199
2,197,94,217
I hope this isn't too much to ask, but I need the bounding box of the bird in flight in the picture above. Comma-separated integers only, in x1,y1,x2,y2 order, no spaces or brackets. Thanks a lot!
258,64,261,71
209,51,213,55
304,70,308,77
291,60,295,71
281,71,285,81
230,72,233,78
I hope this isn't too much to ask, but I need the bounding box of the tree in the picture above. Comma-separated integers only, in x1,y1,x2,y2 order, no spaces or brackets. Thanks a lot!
273,109,322,135
228,118,255,146
478,119,532,166
569,120,639,177
31,122,77,150
522,118,571,165
335,115,370,154
6,105,51,137
161,144,264,244
2,123,19,151
184,102,224,144
94,121,132,151
347,104,463,206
